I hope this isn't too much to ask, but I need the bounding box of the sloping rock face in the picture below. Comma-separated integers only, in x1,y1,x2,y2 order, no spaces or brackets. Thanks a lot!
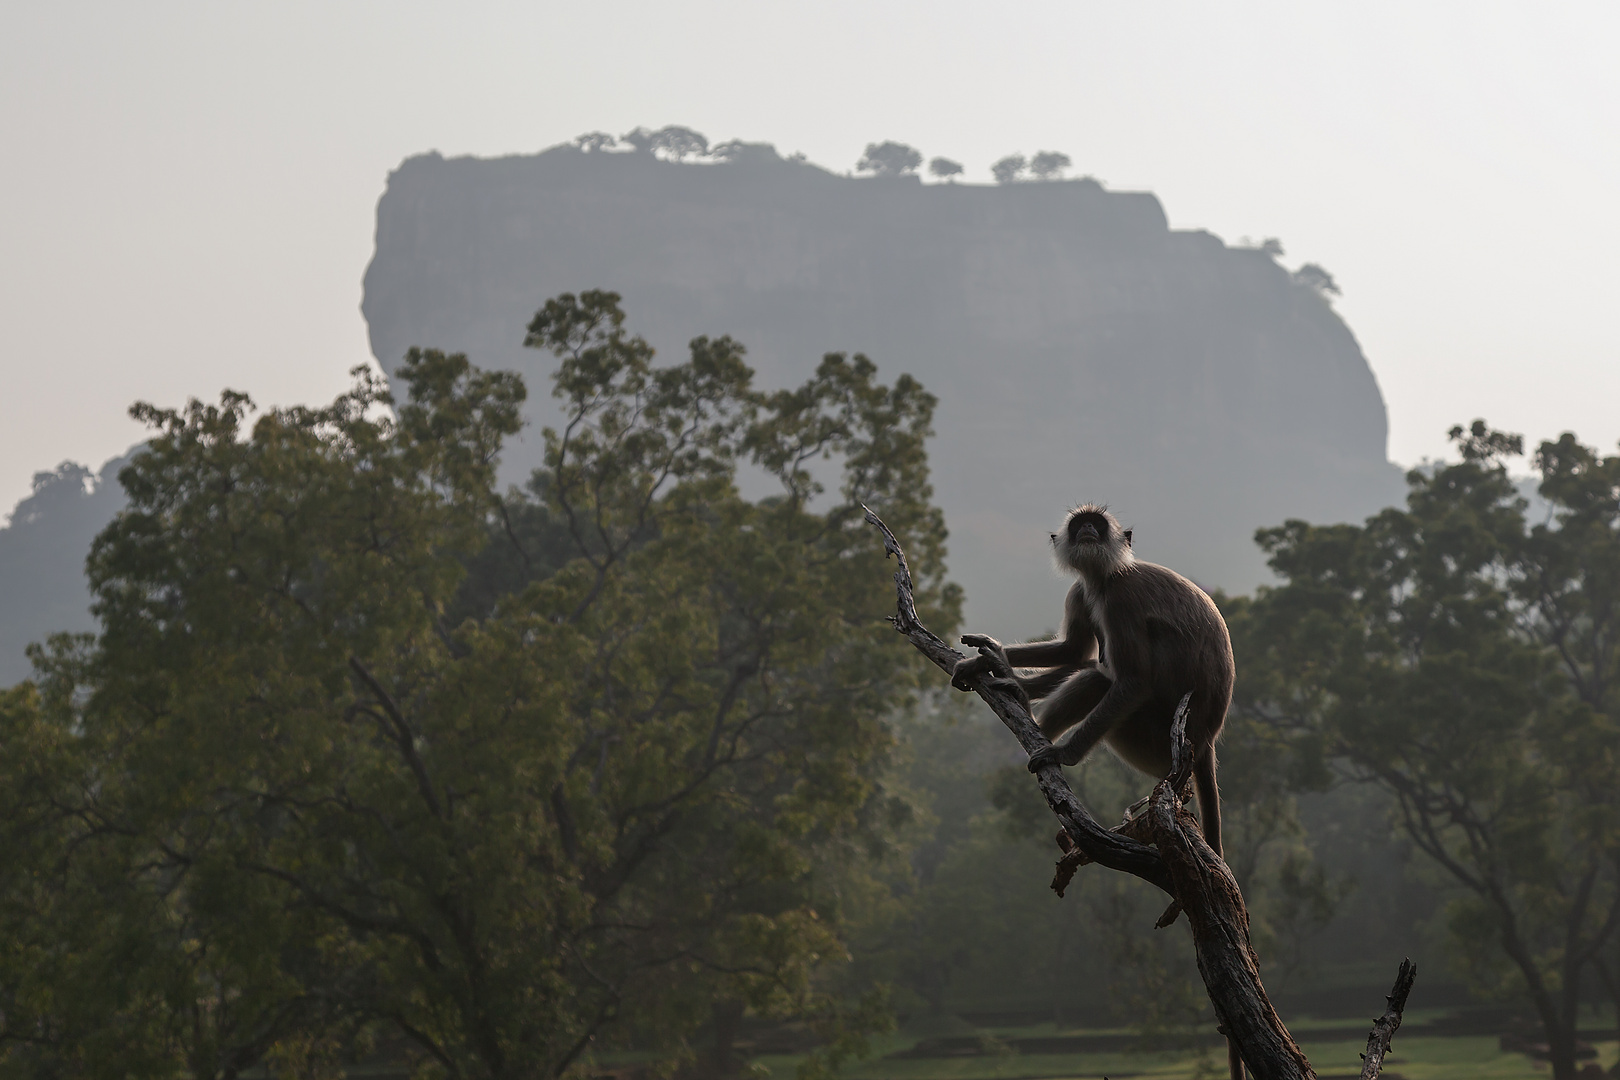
0,457,130,685
363,147,1402,634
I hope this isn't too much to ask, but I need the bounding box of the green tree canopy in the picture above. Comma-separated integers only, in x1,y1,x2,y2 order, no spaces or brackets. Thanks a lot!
1028,151,1070,180
1226,421,1620,1080
621,125,710,161
855,142,922,178
990,154,1027,184
0,292,957,1080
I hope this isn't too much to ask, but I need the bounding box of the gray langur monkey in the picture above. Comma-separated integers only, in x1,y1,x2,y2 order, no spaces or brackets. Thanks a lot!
953,505,1245,1079
950,503,1235,857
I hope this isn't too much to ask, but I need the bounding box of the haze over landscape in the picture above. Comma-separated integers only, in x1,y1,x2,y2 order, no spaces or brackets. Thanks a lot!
4,7,1620,1080
362,144,1401,636
3,3,1619,515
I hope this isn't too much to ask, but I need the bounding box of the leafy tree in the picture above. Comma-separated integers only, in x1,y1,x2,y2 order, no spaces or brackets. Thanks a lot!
0,292,958,1080
711,140,779,164
990,154,1027,185
0,453,132,686
649,125,709,160
1228,421,1620,1080
1291,263,1341,297
855,142,922,178
572,131,617,153
1028,151,1071,180
621,125,710,161
855,676,1340,1045
926,157,963,182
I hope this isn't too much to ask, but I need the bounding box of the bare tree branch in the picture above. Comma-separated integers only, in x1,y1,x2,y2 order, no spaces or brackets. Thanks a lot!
1148,708,1315,1079
347,657,444,820
864,507,1416,1080
862,506,1172,892
1359,959,1417,1079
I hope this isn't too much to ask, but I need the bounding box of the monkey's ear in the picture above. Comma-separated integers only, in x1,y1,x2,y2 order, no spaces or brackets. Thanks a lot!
1123,529,1133,548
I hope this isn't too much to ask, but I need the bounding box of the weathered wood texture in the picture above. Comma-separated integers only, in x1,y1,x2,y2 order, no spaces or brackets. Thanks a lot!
864,508,1414,1080
1153,708,1316,1080
1359,959,1417,1080
864,507,1174,892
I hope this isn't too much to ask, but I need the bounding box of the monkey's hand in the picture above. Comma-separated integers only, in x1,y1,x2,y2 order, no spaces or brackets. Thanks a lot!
951,634,1011,692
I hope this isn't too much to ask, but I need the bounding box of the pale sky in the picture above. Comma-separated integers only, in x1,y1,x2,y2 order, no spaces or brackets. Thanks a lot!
3,2,1617,511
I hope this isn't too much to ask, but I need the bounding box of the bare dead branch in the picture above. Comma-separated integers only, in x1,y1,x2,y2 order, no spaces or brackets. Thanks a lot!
1051,801,1159,897
867,509,1416,1079
1359,959,1417,1079
1143,709,1315,1079
1050,695,1199,892
863,506,1172,892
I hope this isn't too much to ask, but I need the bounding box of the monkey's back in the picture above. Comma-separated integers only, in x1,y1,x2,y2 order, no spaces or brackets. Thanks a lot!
1091,559,1234,752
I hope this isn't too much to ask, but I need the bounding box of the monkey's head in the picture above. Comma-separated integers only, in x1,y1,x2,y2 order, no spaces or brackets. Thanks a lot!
1052,504,1134,579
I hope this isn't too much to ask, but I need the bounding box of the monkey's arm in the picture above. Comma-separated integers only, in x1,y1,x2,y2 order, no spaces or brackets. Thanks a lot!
954,584,1097,688
954,636,1091,689
1003,637,1091,668
1008,582,1100,668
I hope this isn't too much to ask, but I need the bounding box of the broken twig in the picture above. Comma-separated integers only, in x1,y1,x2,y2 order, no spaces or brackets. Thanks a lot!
1359,959,1416,1079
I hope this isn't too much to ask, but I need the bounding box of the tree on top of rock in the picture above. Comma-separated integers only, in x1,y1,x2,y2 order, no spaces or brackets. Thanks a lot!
711,140,780,164
622,125,709,161
573,131,617,153
1029,150,1071,180
991,154,1027,184
1292,263,1341,298
856,141,923,177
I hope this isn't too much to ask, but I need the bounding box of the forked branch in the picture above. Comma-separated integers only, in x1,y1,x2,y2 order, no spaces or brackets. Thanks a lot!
863,507,1415,1080
863,507,1173,892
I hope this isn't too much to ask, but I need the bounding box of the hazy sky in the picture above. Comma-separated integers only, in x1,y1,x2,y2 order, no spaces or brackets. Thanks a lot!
3,2,1617,511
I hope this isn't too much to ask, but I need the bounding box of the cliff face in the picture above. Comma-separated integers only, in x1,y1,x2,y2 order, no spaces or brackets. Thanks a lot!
363,146,1402,635
0,457,130,685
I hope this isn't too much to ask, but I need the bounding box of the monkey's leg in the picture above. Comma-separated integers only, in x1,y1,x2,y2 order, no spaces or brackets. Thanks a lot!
1031,672,1115,853
1028,677,1147,771
1019,663,1083,704
1030,668,1112,748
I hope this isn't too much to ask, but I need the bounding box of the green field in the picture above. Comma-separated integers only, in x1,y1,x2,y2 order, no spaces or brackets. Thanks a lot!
747,1012,1609,1080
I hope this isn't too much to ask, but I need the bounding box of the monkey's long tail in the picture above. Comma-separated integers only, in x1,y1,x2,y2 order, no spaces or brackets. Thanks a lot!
1193,749,1222,860
1194,750,1241,1079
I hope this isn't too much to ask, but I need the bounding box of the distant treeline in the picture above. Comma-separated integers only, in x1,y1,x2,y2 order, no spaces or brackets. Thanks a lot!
2,296,1616,1080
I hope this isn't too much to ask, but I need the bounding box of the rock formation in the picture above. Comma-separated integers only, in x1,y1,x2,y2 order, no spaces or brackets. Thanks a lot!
0,457,129,684
362,143,1402,634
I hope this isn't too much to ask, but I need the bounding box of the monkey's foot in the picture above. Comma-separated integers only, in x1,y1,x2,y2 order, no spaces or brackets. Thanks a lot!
1026,745,1065,772
1121,793,1152,822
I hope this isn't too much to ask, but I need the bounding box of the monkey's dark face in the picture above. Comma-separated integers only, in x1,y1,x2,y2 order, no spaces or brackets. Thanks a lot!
1052,504,1133,578
1066,511,1110,547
